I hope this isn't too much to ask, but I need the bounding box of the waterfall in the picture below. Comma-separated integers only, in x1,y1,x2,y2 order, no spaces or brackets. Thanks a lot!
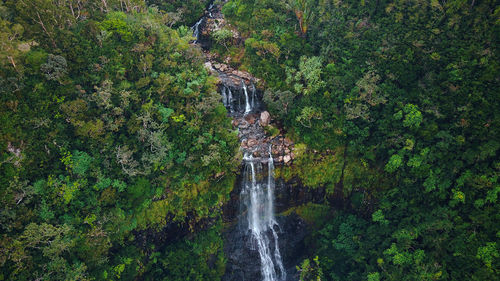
268,152,286,279
208,3,214,18
221,86,228,107
191,18,203,43
227,87,234,113
242,80,252,114
191,3,286,280
241,153,286,281
251,82,257,108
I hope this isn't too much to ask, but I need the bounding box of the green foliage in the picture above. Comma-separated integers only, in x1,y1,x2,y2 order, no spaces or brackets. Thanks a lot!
1,0,499,280
263,89,297,119
72,151,92,176
264,125,280,138
212,28,233,50
296,106,322,128
282,202,331,229
476,242,499,269
297,256,323,281
385,154,403,173
40,54,68,82
146,0,210,26
276,146,343,193
224,0,500,280
402,104,423,129
0,3,238,280
286,56,324,96
99,12,133,42
371,210,389,225
144,223,226,280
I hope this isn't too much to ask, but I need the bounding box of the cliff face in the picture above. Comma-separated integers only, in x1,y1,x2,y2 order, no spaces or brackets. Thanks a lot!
223,213,308,281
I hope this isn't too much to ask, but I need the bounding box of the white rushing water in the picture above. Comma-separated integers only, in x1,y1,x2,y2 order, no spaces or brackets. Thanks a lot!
221,86,228,107
242,80,252,114
227,86,233,112
251,82,257,108
241,153,286,281
191,18,203,43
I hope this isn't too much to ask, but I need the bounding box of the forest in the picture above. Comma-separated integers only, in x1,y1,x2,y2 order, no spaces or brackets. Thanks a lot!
0,0,498,280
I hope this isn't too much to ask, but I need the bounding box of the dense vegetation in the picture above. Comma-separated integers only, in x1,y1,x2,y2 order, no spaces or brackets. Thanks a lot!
1,0,237,280
219,0,499,280
1,0,499,280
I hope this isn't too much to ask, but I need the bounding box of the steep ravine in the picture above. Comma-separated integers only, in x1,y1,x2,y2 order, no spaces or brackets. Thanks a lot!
191,2,314,280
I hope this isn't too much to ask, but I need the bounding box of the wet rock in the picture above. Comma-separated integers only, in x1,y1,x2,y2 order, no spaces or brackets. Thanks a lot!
239,122,249,129
241,140,248,149
231,119,239,127
204,61,213,70
231,70,253,81
247,139,258,147
284,155,292,164
260,111,271,127
245,114,256,125
278,144,285,152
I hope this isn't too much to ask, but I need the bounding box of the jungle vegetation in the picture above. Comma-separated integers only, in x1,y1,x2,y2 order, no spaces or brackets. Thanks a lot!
1,0,499,280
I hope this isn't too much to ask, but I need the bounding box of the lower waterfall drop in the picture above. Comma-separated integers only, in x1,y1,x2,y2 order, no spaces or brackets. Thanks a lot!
241,153,286,281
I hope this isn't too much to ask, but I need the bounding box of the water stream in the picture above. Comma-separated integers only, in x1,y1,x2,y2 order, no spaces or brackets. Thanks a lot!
240,153,286,281
192,3,286,280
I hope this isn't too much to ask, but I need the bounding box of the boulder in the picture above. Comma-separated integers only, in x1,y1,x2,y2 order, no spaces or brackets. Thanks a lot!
247,139,258,147
283,155,292,164
220,63,229,72
260,111,271,127
204,61,213,70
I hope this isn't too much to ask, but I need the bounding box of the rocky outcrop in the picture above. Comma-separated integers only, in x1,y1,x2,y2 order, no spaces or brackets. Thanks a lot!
234,111,295,164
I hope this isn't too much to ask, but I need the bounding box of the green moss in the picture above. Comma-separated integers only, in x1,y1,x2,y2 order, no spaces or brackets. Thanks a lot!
264,124,280,138
281,202,331,229
276,145,344,193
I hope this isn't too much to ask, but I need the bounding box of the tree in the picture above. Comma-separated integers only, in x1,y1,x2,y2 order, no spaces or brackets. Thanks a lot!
286,56,324,96
284,0,315,36
212,28,233,51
